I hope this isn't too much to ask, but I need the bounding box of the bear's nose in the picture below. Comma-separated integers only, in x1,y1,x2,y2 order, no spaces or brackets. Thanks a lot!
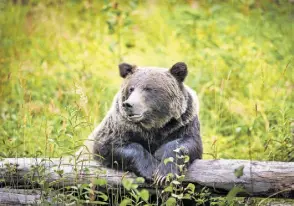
122,102,133,108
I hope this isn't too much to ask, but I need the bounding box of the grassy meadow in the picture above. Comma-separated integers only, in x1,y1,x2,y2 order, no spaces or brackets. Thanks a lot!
0,0,293,162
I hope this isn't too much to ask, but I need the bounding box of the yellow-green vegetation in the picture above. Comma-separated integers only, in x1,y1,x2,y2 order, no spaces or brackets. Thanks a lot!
0,0,293,162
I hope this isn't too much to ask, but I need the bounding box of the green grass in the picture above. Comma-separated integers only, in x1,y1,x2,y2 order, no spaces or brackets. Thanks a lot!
0,0,293,162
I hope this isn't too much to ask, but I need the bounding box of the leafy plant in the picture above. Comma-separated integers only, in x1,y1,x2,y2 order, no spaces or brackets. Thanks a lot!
120,177,151,206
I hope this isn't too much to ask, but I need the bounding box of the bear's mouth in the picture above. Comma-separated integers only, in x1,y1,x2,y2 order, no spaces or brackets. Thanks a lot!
127,114,143,121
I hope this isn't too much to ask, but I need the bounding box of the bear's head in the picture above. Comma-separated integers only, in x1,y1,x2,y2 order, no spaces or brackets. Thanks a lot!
118,62,189,129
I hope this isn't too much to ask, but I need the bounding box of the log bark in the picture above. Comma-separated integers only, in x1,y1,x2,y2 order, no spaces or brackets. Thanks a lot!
0,189,41,205
185,159,294,196
0,158,293,204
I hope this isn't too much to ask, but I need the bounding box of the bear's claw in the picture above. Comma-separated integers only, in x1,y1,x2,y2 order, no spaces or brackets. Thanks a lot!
153,164,177,186
154,175,166,186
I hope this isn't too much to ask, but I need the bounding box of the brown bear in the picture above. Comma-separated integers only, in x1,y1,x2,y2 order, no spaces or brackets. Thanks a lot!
78,62,203,184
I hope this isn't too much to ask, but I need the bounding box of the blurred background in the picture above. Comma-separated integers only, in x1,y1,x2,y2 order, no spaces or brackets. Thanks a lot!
0,0,293,161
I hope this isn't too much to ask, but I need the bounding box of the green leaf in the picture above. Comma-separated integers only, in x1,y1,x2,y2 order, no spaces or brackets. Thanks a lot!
173,148,181,153
166,197,176,206
176,174,185,182
177,164,185,172
136,177,145,184
139,189,149,202
163,185,173,193
119,198,132,206
172,193,183,199
166,173,174,181
131,183,139,189
164,157,174,165
185,183,195,194
122,179,134,190
183,194,192,200
173,146,185,153
225,186,246,205
70,186,78,191
171,180,181,185
81,200,108,205
234,165,244,178
97,191,109,201
184,155,190,163
93,178,107,186
130,191,139,202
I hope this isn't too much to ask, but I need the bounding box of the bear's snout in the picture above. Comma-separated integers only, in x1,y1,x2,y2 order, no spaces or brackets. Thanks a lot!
122,102,133,109
122,100,135,115
122,90,145,118
122,100,142,119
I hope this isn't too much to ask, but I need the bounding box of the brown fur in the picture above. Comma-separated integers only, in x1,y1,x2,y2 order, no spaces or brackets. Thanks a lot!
77,63,202,182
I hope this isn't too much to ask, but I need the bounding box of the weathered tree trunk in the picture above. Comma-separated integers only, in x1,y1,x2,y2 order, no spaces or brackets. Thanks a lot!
0,189,41,205
0,158,293,204
185,159,294,196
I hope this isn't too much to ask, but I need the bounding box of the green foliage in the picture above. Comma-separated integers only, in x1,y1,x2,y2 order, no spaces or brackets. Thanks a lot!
160,151,213,205
101,0,139,60
220,186,247,206
234,165,245,178
121,178,151,205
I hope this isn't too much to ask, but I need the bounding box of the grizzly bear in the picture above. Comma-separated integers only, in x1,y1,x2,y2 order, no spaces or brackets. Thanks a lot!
78,62,203,184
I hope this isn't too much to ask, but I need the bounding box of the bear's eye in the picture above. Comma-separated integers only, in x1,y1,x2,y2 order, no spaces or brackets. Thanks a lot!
144,87,154,92
129,87,135,93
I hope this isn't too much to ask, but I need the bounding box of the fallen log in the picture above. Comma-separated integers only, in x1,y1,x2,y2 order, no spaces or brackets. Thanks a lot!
0,158,293,204
0,189,41,205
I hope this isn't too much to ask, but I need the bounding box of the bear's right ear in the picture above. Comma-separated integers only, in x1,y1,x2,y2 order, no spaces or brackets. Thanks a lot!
119,63,135,78
170,62,188,82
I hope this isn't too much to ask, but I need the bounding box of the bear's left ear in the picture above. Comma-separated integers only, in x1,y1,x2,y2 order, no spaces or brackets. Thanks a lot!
119,63,136,78
170,62,188,82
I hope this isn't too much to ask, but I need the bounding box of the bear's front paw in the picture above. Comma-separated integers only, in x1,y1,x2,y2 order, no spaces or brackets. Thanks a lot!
136,166,156,183
153,162,179,186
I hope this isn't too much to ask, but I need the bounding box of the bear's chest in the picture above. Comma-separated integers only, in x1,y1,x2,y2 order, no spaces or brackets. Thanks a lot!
126,129,182,154
125,131,159,153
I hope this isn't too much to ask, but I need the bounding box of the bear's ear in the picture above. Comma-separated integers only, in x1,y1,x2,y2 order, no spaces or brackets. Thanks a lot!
169,62,188,82
119,63,135,78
